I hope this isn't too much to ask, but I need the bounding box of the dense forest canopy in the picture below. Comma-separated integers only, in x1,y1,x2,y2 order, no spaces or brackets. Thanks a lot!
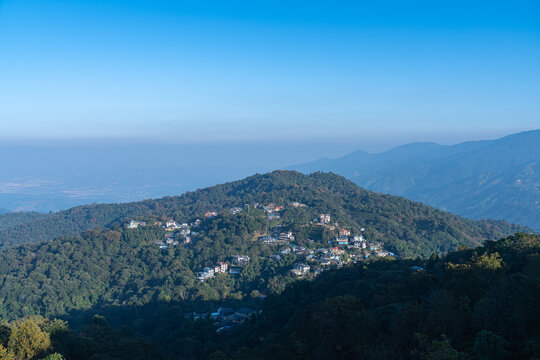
0,212,47,231
221,233,540,360
0,233,537,360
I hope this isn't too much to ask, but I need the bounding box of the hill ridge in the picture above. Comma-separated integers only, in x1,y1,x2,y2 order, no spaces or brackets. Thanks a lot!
0,171,530,254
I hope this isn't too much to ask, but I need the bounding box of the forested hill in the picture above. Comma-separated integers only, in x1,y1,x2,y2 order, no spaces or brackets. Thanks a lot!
0,171,529,252
0,171,531,322
0,211,47,231
0,233,537,360
222,233,540,360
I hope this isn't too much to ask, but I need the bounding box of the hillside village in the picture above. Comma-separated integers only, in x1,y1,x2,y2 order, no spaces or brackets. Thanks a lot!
126,201,395,283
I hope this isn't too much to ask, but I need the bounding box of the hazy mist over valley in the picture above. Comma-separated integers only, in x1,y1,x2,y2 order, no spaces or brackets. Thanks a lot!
0,140,361,212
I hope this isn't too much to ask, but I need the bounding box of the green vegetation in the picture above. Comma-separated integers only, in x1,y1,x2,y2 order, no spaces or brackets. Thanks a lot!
1,233,538,360
0,172,536,359
0,171,529,251
0,316,160,360
229,233,540,359
0,172,530,321
0,213,293,320
7,319,51,360
0,212,47,231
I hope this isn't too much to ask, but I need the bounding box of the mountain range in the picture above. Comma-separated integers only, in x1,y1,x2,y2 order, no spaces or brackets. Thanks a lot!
291,130,540,231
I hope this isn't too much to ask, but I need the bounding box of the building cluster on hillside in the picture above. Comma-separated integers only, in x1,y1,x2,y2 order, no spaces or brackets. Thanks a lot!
290,263,310,276
165,220,179,230
154,233,179,249
231,254,250,266
258,228,295,245
126,218,201,249
319,213,331,224
196,261,229,281
127,220,146,229
335,233,365,247
276,225,395,277
229,207,242,214
204,211,218,219
165,220,191,234
128,204,395,282
185,306,257,333
263,203,283,220
284,240,393,277
266,213,280,220
313,213,338,230
290,201,307,208
263,203,283,213
156,220,193,249
196,255,250,281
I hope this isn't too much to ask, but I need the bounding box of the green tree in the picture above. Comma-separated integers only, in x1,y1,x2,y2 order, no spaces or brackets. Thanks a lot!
0,324,11,348
473,330,507,360
0,345,15,360
427,339,459,360
8,319,51,360
41,353,64,360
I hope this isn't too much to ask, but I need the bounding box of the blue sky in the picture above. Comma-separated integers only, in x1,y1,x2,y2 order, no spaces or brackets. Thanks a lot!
0,0,538,147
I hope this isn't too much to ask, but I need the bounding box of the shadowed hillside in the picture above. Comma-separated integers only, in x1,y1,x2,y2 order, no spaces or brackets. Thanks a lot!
0,233,537,360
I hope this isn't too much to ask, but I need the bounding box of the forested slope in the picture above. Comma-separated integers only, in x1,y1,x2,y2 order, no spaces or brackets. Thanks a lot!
0,233,537,360
0,211,47,231
0,171,529,251
224,233,540,360
0,171,531,322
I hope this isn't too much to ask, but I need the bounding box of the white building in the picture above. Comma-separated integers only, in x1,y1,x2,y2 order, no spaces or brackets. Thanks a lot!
127,220,146,229
291,263,310,276
231,255,250,266
320,214,331,224
165,220,180,230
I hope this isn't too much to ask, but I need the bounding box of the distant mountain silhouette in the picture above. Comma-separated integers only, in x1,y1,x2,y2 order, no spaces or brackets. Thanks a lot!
291,130,540,230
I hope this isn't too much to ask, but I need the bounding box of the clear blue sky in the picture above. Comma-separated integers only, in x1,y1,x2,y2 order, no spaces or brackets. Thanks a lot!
0,0,538,146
